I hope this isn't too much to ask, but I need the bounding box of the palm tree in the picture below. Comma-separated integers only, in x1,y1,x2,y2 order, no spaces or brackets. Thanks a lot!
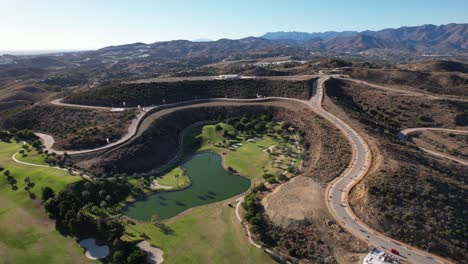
175,174,180,188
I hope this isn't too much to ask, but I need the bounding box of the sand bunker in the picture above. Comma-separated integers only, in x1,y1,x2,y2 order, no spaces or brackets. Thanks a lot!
138,240,164,263
79,238,110,260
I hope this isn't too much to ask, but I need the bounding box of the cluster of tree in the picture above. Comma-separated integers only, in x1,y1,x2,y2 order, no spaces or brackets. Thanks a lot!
42,180,147,263
242,183,267,234
262,173,287,184
224,114,275,136
2,169,18,191
1,169,36,198
44,152,74,168
0,128,38,143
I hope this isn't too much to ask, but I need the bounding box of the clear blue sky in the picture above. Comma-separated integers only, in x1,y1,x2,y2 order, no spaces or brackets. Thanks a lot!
1,0,467,50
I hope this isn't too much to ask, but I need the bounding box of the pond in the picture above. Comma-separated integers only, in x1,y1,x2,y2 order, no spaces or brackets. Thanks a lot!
124,152,251,221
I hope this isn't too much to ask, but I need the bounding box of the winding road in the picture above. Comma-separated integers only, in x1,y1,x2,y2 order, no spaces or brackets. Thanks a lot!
312,78,453,264
28,76,460,264
399,128,468,166
37,100,153,155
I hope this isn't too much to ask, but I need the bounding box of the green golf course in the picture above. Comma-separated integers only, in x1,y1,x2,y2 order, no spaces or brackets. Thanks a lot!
0,141,91,264
124,152,251,220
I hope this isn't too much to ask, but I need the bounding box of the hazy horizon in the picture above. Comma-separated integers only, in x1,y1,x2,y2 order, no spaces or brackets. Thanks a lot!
1,0,467,51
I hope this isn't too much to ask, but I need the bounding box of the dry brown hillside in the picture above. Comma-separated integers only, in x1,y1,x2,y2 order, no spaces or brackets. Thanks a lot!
324,78,467,263
0,104,136,150
344,67,468,97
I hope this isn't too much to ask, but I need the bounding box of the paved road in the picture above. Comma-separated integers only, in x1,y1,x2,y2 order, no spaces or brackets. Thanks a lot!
35,106,152,155
399,128,468,166
312,77,451,264
38,78,454,263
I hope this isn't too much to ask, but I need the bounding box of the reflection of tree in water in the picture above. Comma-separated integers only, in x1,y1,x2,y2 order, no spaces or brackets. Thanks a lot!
175,201,186,206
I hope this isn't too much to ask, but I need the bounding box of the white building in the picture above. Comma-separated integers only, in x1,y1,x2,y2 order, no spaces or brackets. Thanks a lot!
218,74,240,80
363,249,399,264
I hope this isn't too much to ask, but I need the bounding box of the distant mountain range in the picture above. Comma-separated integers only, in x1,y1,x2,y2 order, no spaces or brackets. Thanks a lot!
1,23,466,74
262,23,468,52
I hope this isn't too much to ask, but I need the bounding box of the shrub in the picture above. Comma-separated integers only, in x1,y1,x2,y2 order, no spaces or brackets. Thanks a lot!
277,174,287,182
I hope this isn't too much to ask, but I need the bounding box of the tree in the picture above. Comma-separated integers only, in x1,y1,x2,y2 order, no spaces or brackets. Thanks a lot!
215,124,222,131
41,186,55,202
3,170,10,177
99,190,106,198
113,250,126,263
127,250,148,264
44,198,58,218
81,190,91,200
175,174,180,188
277,174,287,182
235,122,246,132
151,214,160,226
24,176,30,183
100,200,107,208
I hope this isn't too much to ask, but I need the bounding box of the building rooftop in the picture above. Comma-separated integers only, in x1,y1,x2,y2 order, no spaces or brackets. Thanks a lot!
363,249,400,264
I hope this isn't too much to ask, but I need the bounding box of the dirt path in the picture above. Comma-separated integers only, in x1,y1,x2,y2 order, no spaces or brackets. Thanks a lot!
399,128,468,166
339,77,468,103
11,150,92,179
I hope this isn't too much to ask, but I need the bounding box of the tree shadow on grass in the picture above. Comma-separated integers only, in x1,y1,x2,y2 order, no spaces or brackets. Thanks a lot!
157,223,175,235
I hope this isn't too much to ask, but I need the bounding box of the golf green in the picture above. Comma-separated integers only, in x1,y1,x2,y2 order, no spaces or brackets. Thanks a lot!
124,152,251,221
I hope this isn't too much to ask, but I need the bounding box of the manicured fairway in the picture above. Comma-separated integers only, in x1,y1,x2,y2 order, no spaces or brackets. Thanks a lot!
15,146,49,166
122,121,300,263
188,122,297,182
0,141,91,264
124,202,274,264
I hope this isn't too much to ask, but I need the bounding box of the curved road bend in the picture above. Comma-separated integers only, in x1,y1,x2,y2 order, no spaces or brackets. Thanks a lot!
399,128,468,166
312,77,452,264
39,81,455,263
337,77,468,103
35,107,151,155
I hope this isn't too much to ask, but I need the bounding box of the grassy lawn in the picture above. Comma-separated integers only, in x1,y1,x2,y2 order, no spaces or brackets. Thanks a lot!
15,146,49,166
127,166,191,196
0,141,91,264
124,202,274,264
186,122,301,183
156,166,190,188
121,121,302,264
